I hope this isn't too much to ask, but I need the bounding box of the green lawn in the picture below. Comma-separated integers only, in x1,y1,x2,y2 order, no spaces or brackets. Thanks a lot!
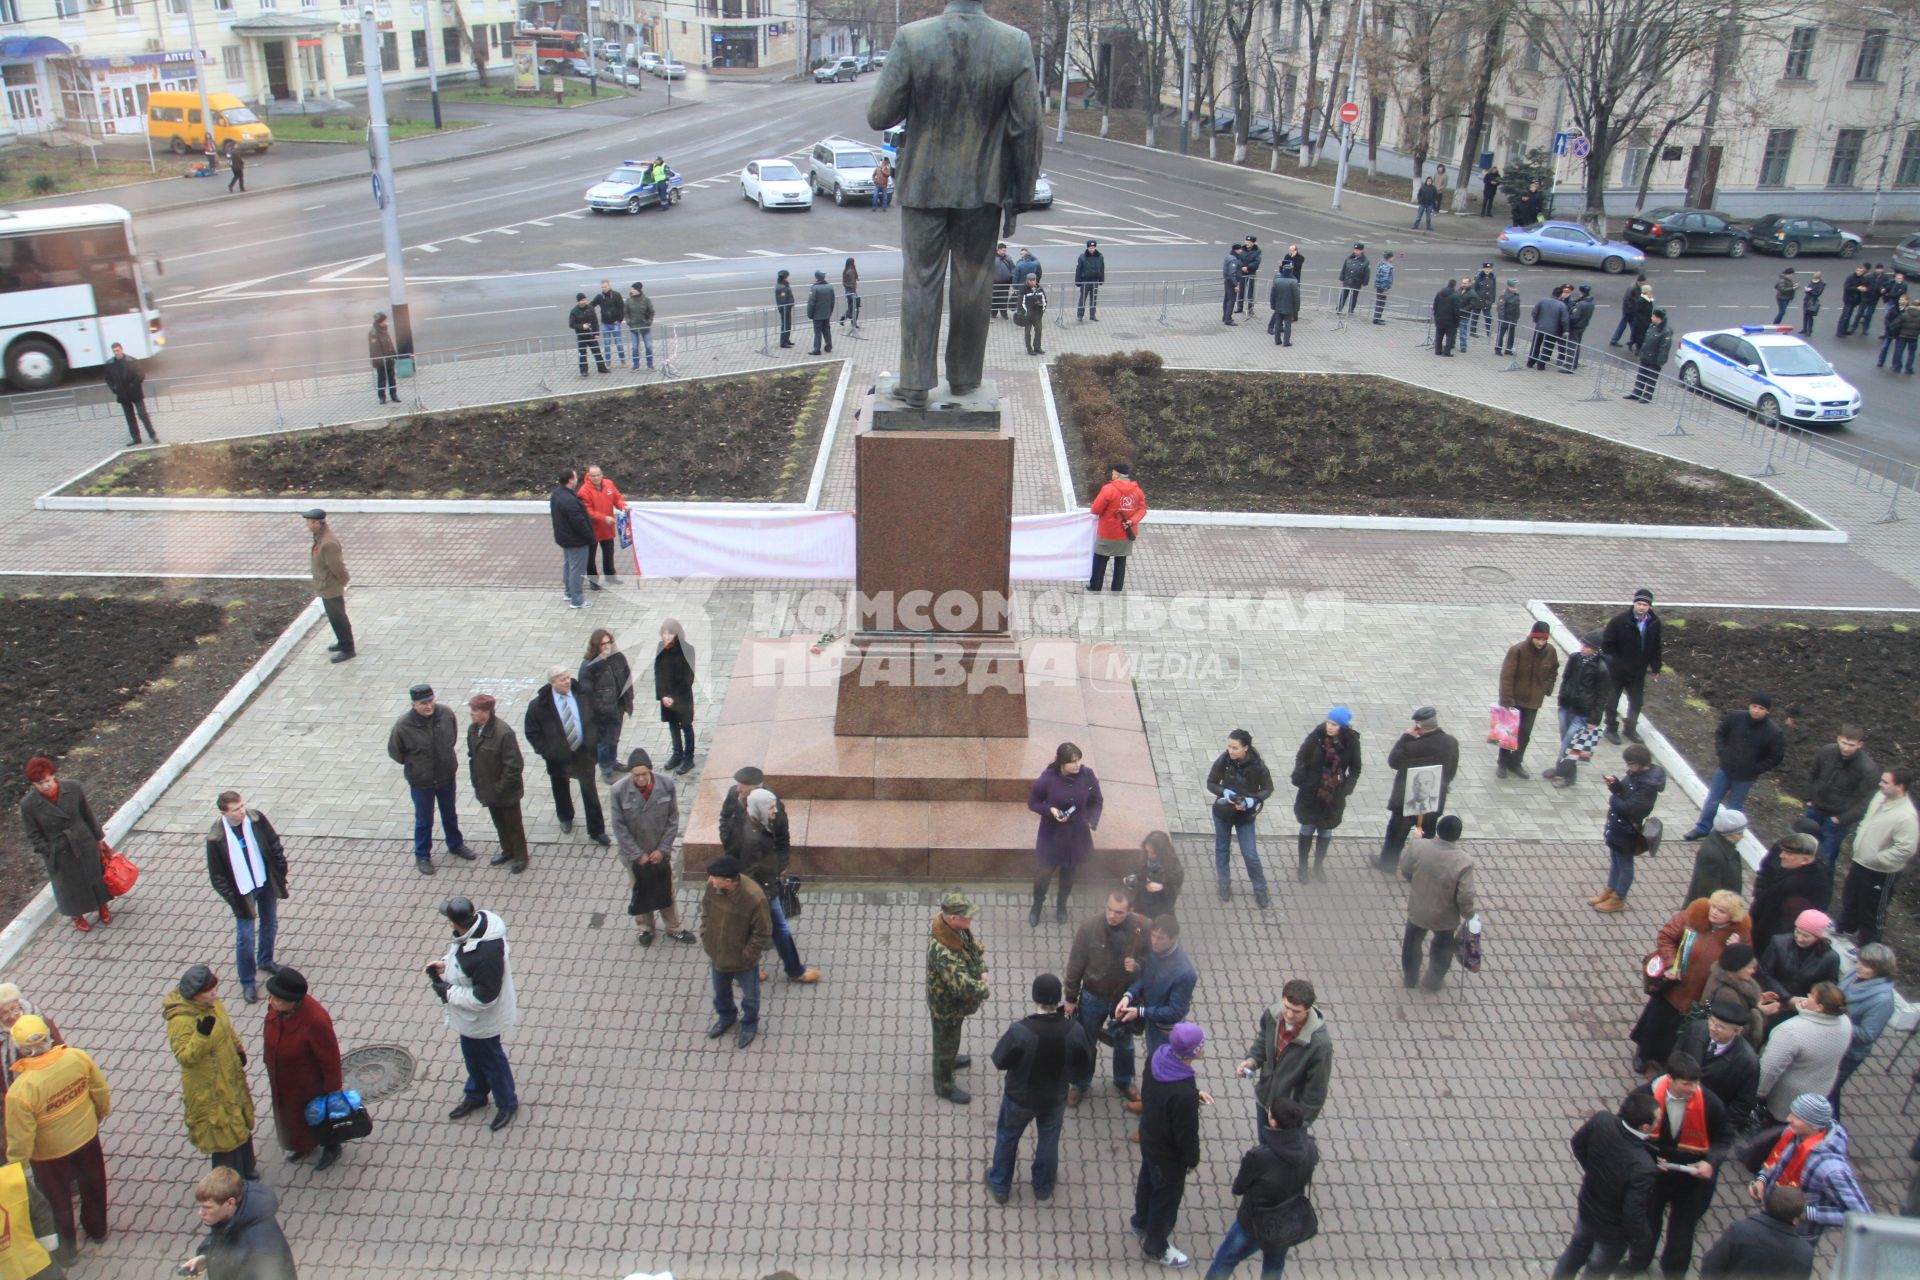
0,147,161,202
264,115,479,143
425,79,631,108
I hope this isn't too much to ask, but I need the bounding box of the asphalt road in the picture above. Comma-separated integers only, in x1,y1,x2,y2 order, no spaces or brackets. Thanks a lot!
29,76,1920,466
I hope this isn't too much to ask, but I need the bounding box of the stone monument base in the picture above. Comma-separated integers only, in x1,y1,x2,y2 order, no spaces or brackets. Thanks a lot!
684,637,1168,880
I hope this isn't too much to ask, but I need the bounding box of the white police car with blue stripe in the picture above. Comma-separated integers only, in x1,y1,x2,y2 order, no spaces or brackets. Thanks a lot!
1676,324,1860,426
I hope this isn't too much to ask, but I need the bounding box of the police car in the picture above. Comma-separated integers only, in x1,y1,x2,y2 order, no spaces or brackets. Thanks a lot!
1675,324,1860,426
583,161,683,214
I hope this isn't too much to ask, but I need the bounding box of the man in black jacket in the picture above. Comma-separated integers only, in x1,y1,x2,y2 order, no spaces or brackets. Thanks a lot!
1625,1052,1733,1275
1528,285,1570,370
1074,240,1105,321
1432,280,1460,356
1133,1021,1208,1270
1379,707,1459,871
523,667,608,846
1566,283,1596,370
1208,1096,1319,1276
1336,243,1368,314
590,279,627,367
1469,263,1496,338
1627,308,1673,401
568,292,607,375
1837,263,1871,336
206,790,289,1004
1063,890,1149,1106
1682,692,1786,840
1544,631,1609,786
1553,1091,1659,1277
1674,994,1761,1133
1233,235,1262,317
1801,727,1879,868
1601,588,1662,743
984,973,1092,1205
1207,729,1276,906
1494,279,1522,355
550,469,595,610
806,270,836,354
1698,1185,1815,1280
385,683,472,875
104,343,158,445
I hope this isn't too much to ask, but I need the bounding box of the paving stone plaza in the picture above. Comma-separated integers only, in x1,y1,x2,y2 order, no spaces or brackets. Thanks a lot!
3,296,1918,1278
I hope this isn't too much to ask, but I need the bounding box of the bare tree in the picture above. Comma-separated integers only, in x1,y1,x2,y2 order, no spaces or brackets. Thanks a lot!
449,1,489,88
1221,0,1257,161
1295,0,1333,167
1382,0,1446,198
1112,0,1176,147
1449,0,1515,212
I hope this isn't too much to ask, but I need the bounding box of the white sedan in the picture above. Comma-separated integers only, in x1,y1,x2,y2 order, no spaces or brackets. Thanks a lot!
1676,324,1861,426
741,159,813,211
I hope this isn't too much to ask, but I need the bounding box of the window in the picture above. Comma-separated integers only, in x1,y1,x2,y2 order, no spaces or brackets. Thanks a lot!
1898,130,1920,187
222,45,243,81
1783,27,1815,79
0,0,17,22
1506,120,1530,168
1828,128,1864,187
53,0,79,17
1621,135,1650,189
112,0,134,16
1522,17,1543,72
498,23,516,50
1759,129,1795,186
411,30,428,67
381,32,398,72
1854,29,1886,82
444,27,462,65
167,0,187,12
258,0,275,9
343,32,363,73
213,0,233,11
1438,117,1457,157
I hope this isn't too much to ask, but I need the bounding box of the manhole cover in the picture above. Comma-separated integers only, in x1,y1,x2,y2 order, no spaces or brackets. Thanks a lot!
340,1045,416,1102
1462,564,1515,584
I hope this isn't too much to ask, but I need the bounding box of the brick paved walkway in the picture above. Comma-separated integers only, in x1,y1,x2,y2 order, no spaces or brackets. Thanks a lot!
3,294,1918,1279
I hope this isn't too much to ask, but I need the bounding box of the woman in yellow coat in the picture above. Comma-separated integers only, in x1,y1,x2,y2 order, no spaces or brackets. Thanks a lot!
163,964,256,1178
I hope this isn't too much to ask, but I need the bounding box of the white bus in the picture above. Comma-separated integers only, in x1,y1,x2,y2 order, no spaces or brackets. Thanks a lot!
0,204,164,390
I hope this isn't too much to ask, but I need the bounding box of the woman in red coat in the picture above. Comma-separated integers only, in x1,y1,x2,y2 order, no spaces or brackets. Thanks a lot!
1628,889,1749,1074
1087,461,1147,593
262,968,345,1171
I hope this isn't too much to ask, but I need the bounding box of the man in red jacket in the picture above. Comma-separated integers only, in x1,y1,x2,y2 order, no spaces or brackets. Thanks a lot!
1088,462,1147,594
577,465,627,591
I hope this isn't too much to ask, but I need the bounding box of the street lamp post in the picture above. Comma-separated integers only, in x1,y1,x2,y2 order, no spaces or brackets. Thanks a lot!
1178,0,1192,155
183,0,214,158
362,6,414,353
1330,0,1362,210
419,0,443,128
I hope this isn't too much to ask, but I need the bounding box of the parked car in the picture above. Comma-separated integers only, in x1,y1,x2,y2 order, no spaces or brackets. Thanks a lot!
814,57,859,83
1030,172,1053,208
741,159,814,211
584,161,683,214
1496,220,1644,273
870,49,888,67
853,53,873,73
635,51,663,73
1676,324,1860,427
656,60,688,80
809,136,878,204
1745,214,1861,259
1893,231,1920,277
1622,207,1750,258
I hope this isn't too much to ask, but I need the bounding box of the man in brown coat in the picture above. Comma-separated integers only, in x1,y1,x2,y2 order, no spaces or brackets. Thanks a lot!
302,509,354,663
1062,888,1150,1105
1496,620,1561,779
1400,815,1476,991
466,695,527,874
699,856,771,1050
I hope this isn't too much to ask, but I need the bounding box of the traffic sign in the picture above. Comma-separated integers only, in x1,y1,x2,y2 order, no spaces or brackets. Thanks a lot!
1338,101,1360,124
1571,136,1591,159
371,172,386,211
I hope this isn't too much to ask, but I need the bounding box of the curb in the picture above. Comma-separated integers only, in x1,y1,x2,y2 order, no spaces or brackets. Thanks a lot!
0,598,325,969
1037,366,1077,513
1146,509,1847,543
1529,599,1769,871
805,359,855,510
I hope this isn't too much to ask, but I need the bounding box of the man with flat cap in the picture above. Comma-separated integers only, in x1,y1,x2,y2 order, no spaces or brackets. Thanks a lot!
611,749,694,946
386,684,472,875
466,694,528,874
719,765,782,859
699,856,772,1049
426,897,519,1132
302,509,353,663
927,891,990,1103
866,0,1041,406
1673,992,1762,1132
523,666,609,847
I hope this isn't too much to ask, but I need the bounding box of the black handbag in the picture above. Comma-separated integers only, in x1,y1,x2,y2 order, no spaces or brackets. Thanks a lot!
778,875,803,920
1253,1191,1319,1251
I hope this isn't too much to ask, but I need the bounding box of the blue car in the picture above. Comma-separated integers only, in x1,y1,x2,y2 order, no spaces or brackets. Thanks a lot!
583,161,683,214
1496,220,1645,274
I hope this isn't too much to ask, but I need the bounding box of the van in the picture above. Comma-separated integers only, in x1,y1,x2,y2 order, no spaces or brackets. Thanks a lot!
146,91,273,157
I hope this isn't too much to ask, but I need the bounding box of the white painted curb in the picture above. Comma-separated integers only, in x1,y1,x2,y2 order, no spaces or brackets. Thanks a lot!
1037,366,1078,514
1529,599,1769,871
805,358,856,511
1150,508,1846,543
35,495,811,516
0,598,325,969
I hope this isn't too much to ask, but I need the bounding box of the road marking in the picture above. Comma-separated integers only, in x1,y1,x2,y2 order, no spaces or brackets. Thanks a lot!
684,252,722,260
510,165,528,171
300,203,330,211
214,220,238,228
417,244,440,254
747,249,784,257
1096,175,1147,183
527,219,553,228
867,244,897,251
686,272,746,280
560,210,586,219
557,262,590,270
1673,269,1707,273
1227,204,1274,216
1130,206,1183,219
458,236,482,244
623,257,658,265
495,228,520,236
448,176,474,183
810,245,839,253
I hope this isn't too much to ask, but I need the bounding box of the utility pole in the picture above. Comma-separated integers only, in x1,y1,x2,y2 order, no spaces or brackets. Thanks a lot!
420,0,443,128
1330,0,1361,209
1178,0,1192,154
1054,0,1071,143
362,6,414,353
183,0,213,155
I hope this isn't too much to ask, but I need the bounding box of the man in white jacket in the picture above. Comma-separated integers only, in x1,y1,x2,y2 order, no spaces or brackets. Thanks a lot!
426,897,520,1132
1836,767,1916,947
1755,981,1852,1124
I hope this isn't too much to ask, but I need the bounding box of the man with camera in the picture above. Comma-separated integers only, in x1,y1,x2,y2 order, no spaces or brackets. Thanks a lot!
1063,889,1151,1107
1116,916,1197,1115
424,897,519,1133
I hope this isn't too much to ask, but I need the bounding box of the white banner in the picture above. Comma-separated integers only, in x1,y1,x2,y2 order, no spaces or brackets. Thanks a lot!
627,509,1096,580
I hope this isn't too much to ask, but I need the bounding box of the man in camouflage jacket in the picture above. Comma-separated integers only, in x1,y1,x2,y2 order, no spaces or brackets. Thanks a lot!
926,890,990,1104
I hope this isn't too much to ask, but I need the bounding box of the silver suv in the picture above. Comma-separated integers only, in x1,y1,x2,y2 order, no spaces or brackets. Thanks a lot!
809,137,878,205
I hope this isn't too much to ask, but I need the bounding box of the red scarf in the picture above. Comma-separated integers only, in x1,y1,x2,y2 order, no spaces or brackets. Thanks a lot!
1763,1127,1824,1188
1653,1077,1711,1154
39,782,58,804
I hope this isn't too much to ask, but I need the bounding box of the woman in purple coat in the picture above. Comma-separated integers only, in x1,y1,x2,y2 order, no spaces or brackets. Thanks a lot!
1027,742,1104,927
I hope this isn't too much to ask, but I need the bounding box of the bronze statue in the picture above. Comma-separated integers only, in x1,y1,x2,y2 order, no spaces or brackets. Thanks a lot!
866,0,1042,407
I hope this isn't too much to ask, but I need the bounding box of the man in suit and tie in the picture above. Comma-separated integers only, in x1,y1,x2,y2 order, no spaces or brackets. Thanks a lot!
866,1,1041,407
524,666,610,847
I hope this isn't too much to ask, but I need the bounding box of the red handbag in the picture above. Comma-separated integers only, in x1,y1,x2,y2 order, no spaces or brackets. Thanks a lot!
100,846,140,897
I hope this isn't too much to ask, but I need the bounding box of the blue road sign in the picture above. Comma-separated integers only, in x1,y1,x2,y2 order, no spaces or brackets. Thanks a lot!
1553,132,1569,156
371,171,386,211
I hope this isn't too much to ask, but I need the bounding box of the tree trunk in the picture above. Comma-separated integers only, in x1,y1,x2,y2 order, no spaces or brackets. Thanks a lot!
1452,13,1507,214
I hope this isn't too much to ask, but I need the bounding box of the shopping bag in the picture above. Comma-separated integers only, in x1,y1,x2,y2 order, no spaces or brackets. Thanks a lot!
100,847,140,897
1567,721,1603,762
1486,704,1521,751
303,1089,374,1144
1454,916,1483,974
615,508,633,551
